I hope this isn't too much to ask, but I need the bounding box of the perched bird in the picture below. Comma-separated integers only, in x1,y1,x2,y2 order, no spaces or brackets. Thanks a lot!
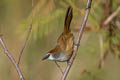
42,6,74,62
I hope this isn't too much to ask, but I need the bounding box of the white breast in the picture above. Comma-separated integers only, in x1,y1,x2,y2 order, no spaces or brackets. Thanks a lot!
48,53,68,62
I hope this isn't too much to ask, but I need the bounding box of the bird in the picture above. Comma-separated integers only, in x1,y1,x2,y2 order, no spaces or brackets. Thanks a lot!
42,6,74,62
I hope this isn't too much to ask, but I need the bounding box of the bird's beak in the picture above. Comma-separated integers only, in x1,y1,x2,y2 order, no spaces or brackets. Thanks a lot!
42,54,50,60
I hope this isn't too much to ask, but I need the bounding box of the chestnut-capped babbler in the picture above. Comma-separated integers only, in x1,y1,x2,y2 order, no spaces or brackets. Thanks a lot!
42,6,74,62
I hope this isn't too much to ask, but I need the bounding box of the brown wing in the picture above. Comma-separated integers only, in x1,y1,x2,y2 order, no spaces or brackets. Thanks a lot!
57,33,66,51
65,33,74,56
57,32,74,56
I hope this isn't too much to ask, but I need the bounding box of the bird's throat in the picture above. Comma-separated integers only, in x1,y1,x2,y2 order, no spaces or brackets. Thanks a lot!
48,52,68,62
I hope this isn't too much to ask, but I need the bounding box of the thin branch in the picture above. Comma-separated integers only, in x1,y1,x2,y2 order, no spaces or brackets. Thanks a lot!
98,33,104,69
116,20,120,29
18,0,34,64
54,61,64,75
99,0,108,29
61,0,92,80
98,0,113,69
0,36,25,80
104,6,120,26
98,34,109,69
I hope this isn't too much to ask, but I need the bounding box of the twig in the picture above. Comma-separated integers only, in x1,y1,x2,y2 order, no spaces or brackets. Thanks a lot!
98,0,108,68
98,0,113,69
18,0,34,64
116,20,120,29
104,6,120,26
0,36,25,80
61,0,92,80
98,33,104,69
98,50,108,69
99,0,108,29
54,61,64,75
98,33,108,69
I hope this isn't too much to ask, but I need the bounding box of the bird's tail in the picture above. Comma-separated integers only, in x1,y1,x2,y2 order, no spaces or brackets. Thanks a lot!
64,6,73,34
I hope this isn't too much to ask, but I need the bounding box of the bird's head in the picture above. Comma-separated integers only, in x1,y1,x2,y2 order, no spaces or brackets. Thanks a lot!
42,48,57,60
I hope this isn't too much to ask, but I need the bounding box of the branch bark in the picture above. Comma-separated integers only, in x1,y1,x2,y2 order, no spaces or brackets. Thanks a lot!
17,0,34,64
0,36,25,80
98,0,113,69
61,0,92,80
104,6,120,26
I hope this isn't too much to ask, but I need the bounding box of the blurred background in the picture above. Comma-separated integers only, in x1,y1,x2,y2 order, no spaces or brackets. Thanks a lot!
0,0,120,80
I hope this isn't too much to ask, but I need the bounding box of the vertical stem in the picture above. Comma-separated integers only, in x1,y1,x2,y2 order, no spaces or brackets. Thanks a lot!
18,0,34,64
0,37,25,80
98,0,113,68
61,0,92,80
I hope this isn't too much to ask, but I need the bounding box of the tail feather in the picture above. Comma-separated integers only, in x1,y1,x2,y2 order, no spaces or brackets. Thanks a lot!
64,6,73,34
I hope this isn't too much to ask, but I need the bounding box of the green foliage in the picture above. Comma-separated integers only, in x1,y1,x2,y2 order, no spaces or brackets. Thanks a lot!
19,9,64,40
18,0,83,41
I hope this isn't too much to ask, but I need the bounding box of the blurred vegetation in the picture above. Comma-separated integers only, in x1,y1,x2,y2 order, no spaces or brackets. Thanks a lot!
0,0,120,80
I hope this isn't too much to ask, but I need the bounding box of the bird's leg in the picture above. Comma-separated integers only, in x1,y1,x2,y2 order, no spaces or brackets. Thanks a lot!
67,60,69,65
67,59,72,66
54,61,64,75
67,54,73,65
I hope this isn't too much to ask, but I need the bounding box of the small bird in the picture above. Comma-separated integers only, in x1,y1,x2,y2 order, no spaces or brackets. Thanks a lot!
42,6,74,62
